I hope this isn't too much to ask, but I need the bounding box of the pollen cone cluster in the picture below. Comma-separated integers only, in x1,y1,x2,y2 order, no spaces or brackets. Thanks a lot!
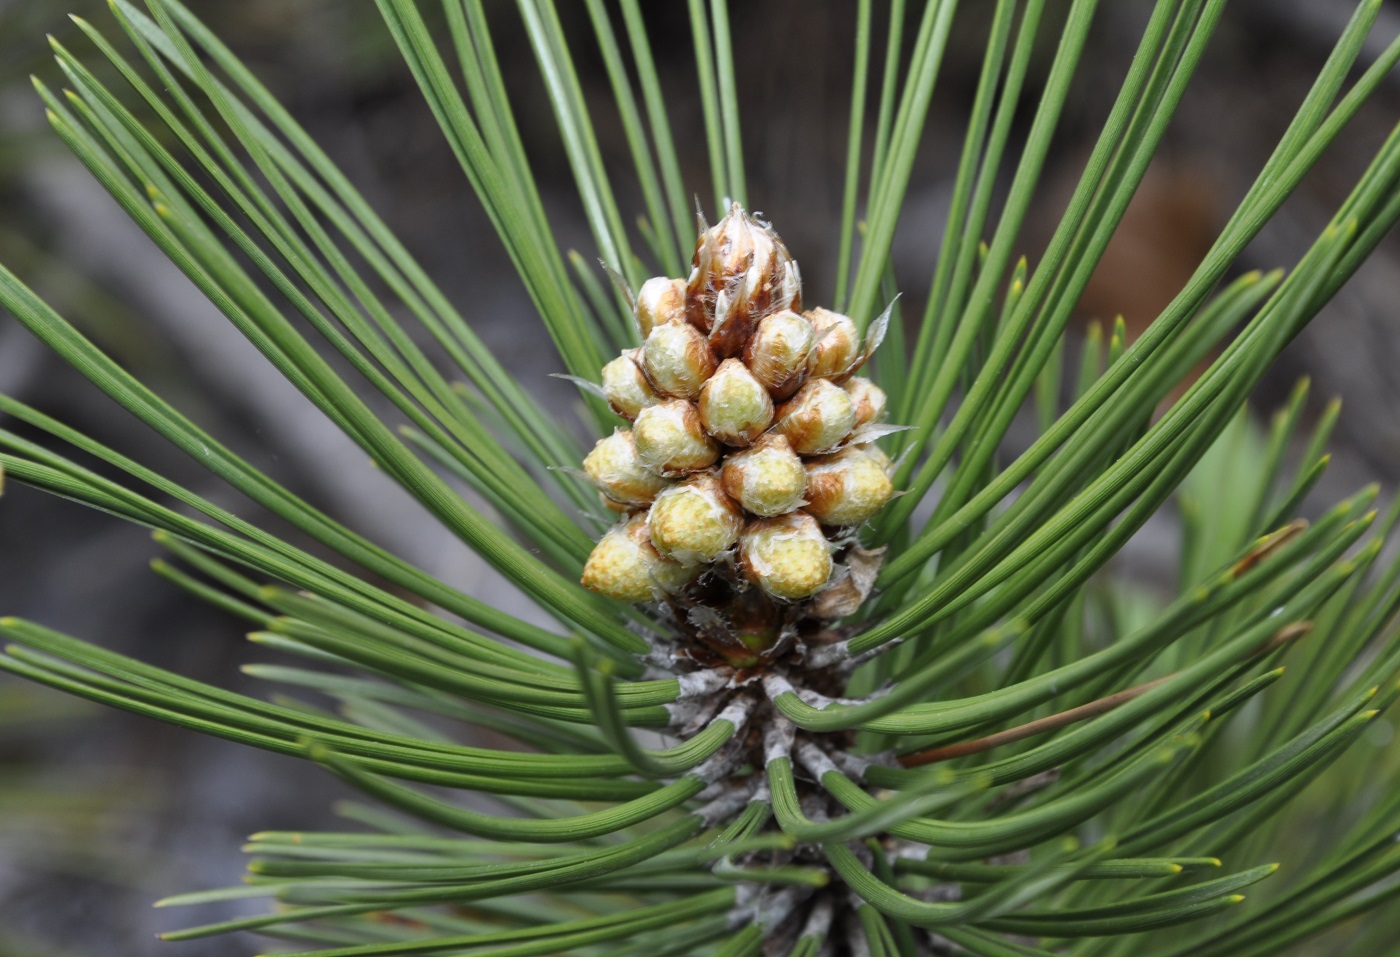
581,204,894,620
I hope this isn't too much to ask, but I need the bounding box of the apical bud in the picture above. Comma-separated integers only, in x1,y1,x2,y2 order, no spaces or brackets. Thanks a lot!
581,513,697,601
601,348,661,421
687,203,800,351
697,358,774,446
634,276,686,339
773,379,857,455
803,446,895,527
632,400,721,476
642,320,717,399
739,511,833,601
647,472,743,566
582,430,673,507
744,309,815,401
843,376,887,428
805,307,861,382
721,434,807,517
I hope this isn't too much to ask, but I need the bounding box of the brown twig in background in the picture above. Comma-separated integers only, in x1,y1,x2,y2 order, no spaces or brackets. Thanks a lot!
899,620,1314,769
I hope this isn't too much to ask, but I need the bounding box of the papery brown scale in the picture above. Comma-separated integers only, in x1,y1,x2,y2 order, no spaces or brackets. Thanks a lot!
811,546,886,620
710,203,761,277
685,230,719,333
705,287,736,356
779,258,803,314
802,467,844,525
741,244,778,309
706,286,755,359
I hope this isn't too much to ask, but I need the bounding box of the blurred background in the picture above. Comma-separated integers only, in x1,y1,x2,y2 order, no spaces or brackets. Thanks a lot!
0,1,1398,953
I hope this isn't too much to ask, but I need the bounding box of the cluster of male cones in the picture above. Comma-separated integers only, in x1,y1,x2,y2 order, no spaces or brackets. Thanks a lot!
579,205,897,665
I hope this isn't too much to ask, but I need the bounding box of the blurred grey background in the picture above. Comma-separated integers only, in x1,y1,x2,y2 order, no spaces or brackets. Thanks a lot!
0,1,1398,954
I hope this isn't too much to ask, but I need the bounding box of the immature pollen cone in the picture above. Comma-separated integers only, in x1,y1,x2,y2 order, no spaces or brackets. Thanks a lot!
580,204,895,665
